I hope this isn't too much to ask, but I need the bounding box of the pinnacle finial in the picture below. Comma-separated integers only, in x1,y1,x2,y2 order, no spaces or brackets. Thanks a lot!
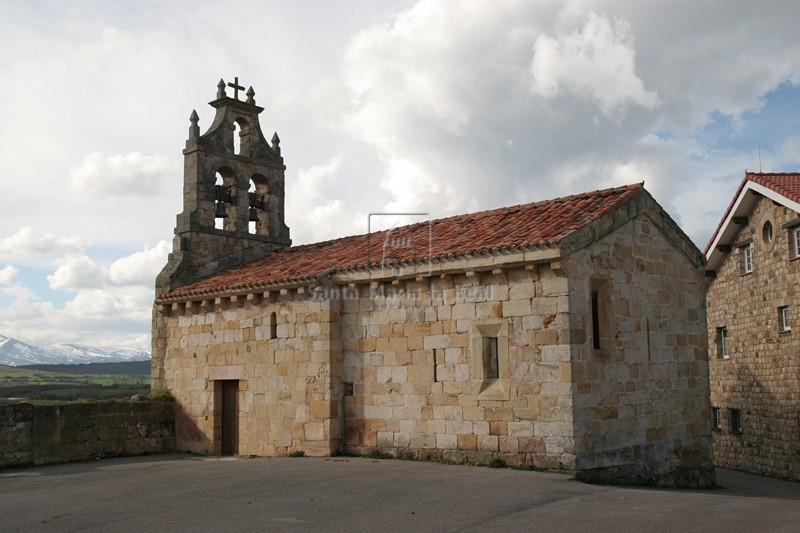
246,86,255,105
217,79,226,99
189,110,200,139
271,132,281,155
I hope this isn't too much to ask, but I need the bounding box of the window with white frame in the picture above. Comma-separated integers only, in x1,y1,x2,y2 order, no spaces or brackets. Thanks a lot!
779,306,791,332
712,407,722,431
740,243,753,274
716,327,729,359
794,227,800,259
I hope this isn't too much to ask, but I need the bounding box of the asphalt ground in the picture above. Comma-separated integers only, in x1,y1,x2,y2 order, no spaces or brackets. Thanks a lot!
1,453,799,532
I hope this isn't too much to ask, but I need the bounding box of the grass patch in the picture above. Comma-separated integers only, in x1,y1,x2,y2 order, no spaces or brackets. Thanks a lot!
146,390,175,402
289,450,306,457
487,458,507,469
365,449,394,460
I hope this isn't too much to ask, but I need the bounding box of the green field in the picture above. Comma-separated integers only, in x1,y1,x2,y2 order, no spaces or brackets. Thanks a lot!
0,362,151,402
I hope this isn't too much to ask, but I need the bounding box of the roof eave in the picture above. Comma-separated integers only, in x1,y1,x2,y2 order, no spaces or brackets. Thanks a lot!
154,244,563,304
706,180,800,272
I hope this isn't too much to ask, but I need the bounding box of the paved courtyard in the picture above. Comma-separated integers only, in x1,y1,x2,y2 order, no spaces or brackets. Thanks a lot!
1,453,799,532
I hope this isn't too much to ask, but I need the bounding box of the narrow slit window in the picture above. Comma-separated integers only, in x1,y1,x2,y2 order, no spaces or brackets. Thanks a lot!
591,290,601,350
269,312,278,339
233,121,242,155
470,321,509,401
482,336,499,380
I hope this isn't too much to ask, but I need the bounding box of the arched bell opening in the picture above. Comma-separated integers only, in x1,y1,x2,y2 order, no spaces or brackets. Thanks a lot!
247,180,258,234
233,118,250,157
249,174,270,235
214,168,236,230
233,122,241,156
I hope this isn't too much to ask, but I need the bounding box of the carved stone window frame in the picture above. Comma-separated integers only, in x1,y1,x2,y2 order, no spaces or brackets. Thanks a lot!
470,320,509,401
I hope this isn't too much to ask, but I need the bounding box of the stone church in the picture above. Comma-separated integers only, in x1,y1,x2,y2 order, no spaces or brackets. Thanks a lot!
152,80,715,487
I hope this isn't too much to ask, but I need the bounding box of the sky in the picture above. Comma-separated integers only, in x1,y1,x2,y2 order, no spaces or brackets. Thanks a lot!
0,0,798,350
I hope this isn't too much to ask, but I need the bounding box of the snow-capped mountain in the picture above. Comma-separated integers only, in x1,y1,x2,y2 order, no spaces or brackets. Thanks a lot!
0,335,150,366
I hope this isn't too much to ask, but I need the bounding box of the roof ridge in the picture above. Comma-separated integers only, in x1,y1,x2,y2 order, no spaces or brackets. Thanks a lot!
288,182,645,251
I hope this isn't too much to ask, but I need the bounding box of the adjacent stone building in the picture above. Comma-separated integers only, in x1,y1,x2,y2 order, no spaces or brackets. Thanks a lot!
705,172,800,481
152,80,715,487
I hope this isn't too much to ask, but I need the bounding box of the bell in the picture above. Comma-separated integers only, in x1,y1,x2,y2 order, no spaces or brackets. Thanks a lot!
215,201,228,218
215,184,228,202
249,207,259,222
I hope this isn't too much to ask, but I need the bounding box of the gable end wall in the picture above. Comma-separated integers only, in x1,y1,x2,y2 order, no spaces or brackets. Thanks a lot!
568,209,714,487
707,195,800,481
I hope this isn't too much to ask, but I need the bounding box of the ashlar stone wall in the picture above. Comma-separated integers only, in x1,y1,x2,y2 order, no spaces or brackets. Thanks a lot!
707,196,800,481
339,265,575,469
155,293,343,457
567,212,714,486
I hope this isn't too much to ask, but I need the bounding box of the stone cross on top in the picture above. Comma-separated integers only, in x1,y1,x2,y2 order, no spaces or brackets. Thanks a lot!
227,77,244,99
216,77,256,104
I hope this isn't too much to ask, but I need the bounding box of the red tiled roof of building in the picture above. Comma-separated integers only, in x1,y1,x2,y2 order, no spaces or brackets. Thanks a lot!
160,183,644,300
704,172,800,255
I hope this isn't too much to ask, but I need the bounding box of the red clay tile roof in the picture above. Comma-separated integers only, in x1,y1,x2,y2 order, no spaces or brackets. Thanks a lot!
704,172,800,255
160,183,644,300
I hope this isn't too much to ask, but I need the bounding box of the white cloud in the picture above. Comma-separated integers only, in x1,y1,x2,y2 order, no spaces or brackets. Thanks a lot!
69,151,178,197
1,241,167,348
0,264,36,301
47,255,106,291
0,265,17,285
0,287,150,348
0,228,87,263
75,27,141,73
286,157,365,243
109,241,170,286
530,11,658,117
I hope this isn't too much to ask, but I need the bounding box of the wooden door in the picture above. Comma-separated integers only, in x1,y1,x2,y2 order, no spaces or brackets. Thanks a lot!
221,380,239,455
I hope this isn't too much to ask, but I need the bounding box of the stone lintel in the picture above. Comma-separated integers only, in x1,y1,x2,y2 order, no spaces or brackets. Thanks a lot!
208,365,246,380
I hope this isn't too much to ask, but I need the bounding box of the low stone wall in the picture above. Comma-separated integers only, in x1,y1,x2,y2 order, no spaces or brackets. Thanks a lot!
0,401,175,469
1,402,33,467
